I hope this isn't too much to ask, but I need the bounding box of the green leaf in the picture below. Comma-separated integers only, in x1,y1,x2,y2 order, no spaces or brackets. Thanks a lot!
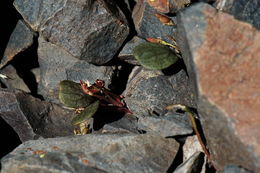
133,42,179,70
59,80,96,108
71,100,100,125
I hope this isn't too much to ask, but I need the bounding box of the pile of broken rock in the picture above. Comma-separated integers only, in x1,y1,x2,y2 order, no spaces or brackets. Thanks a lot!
0,0,259,173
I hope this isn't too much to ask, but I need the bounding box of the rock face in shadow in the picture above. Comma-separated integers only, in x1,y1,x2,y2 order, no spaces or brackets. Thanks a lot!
0,88,75,142
174,152,204,173
0,20,35,69
215,0,260,30
14,0,129,64
1,134,179,173
38,36,113,103
177,3,260,172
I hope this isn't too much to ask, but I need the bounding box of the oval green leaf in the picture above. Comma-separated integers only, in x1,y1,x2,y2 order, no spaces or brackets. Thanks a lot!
133,42,179,70
71,100,100,125
59,80,96,108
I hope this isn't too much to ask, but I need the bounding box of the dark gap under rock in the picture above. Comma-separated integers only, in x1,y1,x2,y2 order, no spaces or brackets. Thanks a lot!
166,142,184,173
162,58,188,76
10,37,43,99
109,61,135,95
114,0,137,38
92,109,126,131
190,0,216,5
0,0,21,59
0,116,21,160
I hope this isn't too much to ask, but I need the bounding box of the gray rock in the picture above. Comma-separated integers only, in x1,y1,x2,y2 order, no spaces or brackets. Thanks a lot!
99,114,139,134
0,88,75,142
14,0,129,64
1,134,180,173
132,0,177,45
118,36,144,65
223,165,253,173
176,3,260,172
124,66,195,117
183,136,203,161
215,0,260,30
137,112,193,137
38,36,113,103
13,0,67,31
0,65,30,92
174,152,204,173
0,20,35,69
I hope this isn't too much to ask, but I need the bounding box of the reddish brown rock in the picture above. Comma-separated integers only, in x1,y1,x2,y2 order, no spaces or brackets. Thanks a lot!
177,3,260,172
146,0,190,13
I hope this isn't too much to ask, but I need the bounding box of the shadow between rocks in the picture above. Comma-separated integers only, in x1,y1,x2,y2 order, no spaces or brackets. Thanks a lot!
10,37,43,99
0,116,21,161
92,109,125,131
0,0,21,59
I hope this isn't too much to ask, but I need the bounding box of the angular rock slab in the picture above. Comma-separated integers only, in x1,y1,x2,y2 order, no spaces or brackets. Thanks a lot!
0,88,75,142
14,0,130,64
0,20,35,69
174,152,204,173
1,134,179,173
137,112,193,137
38,36,113,103
177,3,260,172
0,65,31,92
124,66,195,117
132,0,177,45
215,0,260,30
118,36,144,65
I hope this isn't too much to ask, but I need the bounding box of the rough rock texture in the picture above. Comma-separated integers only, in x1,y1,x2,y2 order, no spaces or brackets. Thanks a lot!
137,111,193,137
215,0,260,30
14,0,129,64
174,152,204,173
177,3,260,172
99,114,139,134
118,36,144,65
0,20,35,69
0,88,75,142
38,36,113,103
223,165,253,173
183,136,203,161
146,0,190,14
132,0,176,45
124,66,195,117
0,65,30,92
1,134,179,173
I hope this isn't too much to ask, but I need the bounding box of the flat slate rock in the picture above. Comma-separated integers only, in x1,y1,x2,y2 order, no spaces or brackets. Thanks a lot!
174,152,204,173
14,0,129,64
0,20,35,69
38,36,113,103
137,111,193,137
0,88,75,142
1,134,180,173
177,3,260,172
